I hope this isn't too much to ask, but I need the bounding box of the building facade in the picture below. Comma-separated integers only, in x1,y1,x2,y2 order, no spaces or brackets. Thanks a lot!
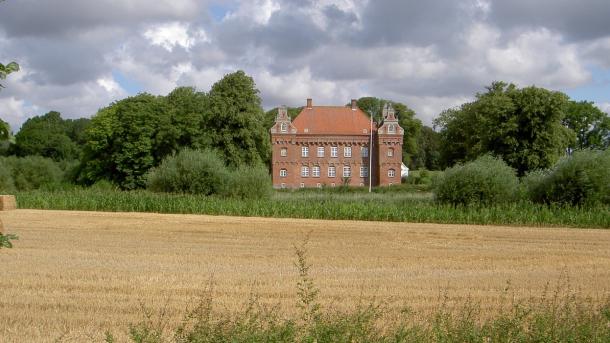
270,98,404,189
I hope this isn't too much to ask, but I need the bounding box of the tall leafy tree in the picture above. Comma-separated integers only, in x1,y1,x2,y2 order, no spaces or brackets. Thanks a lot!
13,111,81,161
79,94,168,189
435,82,573,175
205,71,270,167
356,97,422,168
413,126,441,170
563,100,610,150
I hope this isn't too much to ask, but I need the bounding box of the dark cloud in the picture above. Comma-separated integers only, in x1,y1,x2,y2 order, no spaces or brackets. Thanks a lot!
489,0,610,41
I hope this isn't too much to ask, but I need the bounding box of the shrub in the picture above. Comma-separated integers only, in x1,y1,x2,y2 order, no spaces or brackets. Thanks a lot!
146,148,229,196
526,150,610,206
434,155,519,206
0,162,15,193
0,156,63,191
146,148,272,199
224,165,272,199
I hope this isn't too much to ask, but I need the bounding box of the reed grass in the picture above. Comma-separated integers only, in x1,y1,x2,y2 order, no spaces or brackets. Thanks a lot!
15,188,610,228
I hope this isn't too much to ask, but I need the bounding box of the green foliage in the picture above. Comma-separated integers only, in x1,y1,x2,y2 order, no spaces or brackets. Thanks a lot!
563,101,610,150
0,232,18,249
0,118,10,141
356,97,423,168
435,82,573,175
435,155,519,206
225,164,273,200
413,126,441,170
16,189,610,228
0,156,63,191
0,61,19,89
205,71,271,167
13,111,83,161
79,93,171,189
146,148,272,199
146,148,229,196
526,150,610,206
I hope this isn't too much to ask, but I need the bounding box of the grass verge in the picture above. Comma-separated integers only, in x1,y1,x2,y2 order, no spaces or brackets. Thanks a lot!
16,188,610,228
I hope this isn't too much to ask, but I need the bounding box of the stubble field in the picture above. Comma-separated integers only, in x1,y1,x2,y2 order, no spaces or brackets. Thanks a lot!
1,209,609,342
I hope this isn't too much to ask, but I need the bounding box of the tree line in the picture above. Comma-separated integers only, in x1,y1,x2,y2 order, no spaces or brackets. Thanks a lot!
1,71,609,191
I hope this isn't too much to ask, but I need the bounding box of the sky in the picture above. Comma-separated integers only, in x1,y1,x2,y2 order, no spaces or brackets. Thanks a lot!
1,0,610,131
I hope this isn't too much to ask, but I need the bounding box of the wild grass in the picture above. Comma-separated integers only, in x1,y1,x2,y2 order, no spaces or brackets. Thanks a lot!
112,239,610,343
16,188,610,228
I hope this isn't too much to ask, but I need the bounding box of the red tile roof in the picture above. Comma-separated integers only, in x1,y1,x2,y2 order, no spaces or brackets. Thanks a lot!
292,106,375,135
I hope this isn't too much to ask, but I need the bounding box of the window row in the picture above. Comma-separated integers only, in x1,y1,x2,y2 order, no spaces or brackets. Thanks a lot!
295,146,368,158
279,166,369,178
279,167,395,178
280,147,397,158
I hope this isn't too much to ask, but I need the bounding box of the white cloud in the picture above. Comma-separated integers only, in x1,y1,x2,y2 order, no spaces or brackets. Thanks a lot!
487,28,589,88
0,97,40,131
225,0,280,25
96,77,123,94
597,102,610,114
143,22,208,52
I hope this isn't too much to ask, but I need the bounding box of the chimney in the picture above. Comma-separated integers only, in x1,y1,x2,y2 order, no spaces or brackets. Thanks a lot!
306,98,313,109
351,99,357,110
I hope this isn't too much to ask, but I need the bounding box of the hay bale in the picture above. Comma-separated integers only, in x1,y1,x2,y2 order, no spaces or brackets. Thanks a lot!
0,195,17,211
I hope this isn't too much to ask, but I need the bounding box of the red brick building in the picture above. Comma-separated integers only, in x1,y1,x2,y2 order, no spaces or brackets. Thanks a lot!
270,98,404,189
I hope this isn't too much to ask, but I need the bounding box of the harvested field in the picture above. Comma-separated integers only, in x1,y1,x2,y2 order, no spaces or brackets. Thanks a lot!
1,209,609,342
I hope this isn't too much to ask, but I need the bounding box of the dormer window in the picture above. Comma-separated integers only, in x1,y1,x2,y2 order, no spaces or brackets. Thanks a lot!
280,122,288,132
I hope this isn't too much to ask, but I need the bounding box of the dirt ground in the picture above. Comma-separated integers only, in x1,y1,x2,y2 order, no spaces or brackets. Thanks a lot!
1,209,609,342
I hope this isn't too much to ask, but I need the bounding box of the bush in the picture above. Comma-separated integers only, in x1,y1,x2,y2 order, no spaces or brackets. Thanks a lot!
146,148,272,199
0,156,63,191
526,150,610,206
146,148,229,196
225,165,272,199
434,155,519,206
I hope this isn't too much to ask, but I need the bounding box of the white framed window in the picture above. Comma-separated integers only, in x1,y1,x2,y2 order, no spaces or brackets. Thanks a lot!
280,169,287,177
280,147,287,157
361,147,368,158
301,166,309,177
328,166,336,177
330,146,338,157
331,183,336,187
388,124,396,133
301,146,309,157
312,166,320,177
387,148,394,157
300,183,305,188
280,122,288,132
344,146,352,157
343,166,351,178
360,167,368,178
317,146,325,157
281,183,286,189
388,169,396,178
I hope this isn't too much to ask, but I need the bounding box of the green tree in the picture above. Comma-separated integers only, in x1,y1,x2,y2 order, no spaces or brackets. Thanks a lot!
435,82,573,175
13,111,81,161
413,126,441,170
204,71,271,167
563,100,610,150
79,87,210,189
0,118,9,141
356,97,422,168
79,94,168,189
0,62,19,89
